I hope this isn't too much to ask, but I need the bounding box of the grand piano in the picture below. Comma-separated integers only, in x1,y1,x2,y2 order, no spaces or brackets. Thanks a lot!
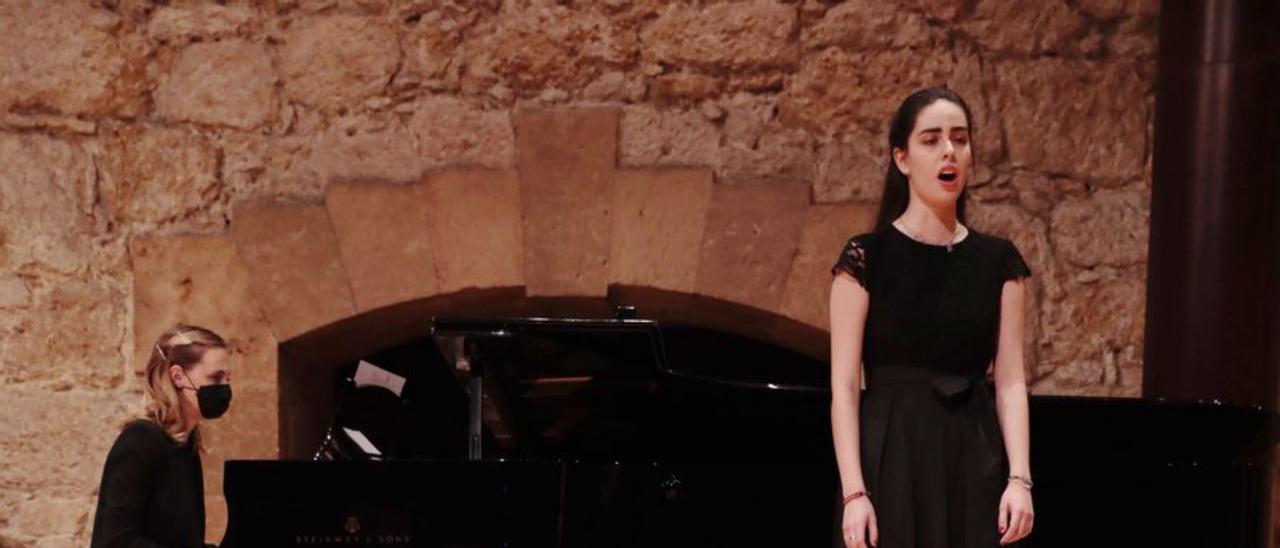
221,311,1275,547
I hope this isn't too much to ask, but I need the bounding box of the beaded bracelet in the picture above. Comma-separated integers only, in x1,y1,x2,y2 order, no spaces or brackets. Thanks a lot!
1008,475,1034,489
842,490,871,505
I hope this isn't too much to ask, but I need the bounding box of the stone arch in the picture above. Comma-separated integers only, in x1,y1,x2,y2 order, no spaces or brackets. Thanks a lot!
128,106,875,534
273,287,833,460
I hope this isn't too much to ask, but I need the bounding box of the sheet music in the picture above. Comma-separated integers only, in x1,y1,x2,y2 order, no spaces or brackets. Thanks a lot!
341,427,383,456
353,360,406,397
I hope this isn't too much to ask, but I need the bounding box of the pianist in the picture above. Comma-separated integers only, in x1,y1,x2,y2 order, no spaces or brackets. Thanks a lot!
90,325,233,548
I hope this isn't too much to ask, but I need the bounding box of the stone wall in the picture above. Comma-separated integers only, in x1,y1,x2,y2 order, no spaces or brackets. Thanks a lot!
0,0,1166,545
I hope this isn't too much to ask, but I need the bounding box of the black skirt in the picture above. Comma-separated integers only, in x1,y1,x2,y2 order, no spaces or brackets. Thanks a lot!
835,365,1015,548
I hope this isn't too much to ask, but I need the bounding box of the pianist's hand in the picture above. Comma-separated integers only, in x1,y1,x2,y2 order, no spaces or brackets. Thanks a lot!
998,483,1034,545
842,497,878,548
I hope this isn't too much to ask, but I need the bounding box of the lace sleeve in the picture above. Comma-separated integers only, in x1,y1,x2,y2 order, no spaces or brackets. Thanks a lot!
831,237,869,287
1004,239,1032,281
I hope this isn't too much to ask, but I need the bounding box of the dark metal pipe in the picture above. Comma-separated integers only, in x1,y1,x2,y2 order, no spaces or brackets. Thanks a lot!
1145,1,1279,545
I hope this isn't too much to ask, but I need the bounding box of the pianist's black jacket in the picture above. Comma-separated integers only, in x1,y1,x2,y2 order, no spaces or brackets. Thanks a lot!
91,419,206,548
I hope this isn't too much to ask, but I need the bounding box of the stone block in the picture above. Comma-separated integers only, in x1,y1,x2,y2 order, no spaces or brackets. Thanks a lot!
0,273,30,308
1050,187,1150,268
994,59,1147,180
813,133,887,204
422,169,524,293
459,5,637,93
1035,272,1146,397
408,96,515,169
609,168,713,293
155,40,275,130
100,126,220,225
147,3,256,44
231,201,358,341
641,1,797,71
0,1,147,116
2,280,126,389
326,182,440,311
651,72,723,102
618,105,720,169
280,15,399,112
802,0,932,51
1110,16,1159,59
308,115,424,183
957,0,1088,55
0,134,96,275
0,384,128,505
9,495,92,537
720,95,815,181
695,181,810,312
1076,0,1160,18
399,6,469,86
516,107,619,297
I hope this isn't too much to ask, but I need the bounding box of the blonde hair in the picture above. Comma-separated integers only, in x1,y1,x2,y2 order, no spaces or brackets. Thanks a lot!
136,324,228,445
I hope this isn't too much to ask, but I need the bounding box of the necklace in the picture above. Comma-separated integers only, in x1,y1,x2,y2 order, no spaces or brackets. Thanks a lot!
893,219,967,252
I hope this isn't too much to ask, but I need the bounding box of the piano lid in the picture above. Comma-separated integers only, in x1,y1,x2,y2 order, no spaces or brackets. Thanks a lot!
431,315,669,460
431,315,669,375
430,315,827,392
427,314,829,460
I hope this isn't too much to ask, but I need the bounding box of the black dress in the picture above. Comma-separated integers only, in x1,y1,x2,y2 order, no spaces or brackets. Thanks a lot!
91,419,206,548
830,223,1032,548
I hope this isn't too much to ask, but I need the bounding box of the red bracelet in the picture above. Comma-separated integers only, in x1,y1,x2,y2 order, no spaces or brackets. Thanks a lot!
842,490,870,505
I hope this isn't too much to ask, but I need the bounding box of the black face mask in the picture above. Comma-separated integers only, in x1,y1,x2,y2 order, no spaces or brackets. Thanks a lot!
180,373,232,419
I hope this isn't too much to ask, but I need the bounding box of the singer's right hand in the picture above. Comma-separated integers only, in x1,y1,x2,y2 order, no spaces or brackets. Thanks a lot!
842,496,878,548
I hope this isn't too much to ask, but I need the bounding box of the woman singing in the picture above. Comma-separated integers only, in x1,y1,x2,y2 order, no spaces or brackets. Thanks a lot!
830,87,1035,547
91,325,233,548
